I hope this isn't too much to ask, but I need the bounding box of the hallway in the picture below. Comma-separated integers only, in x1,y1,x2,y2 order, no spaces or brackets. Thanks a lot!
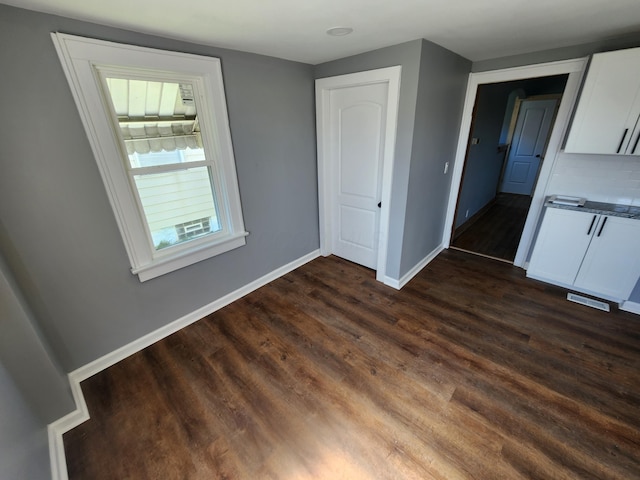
452,193,531,262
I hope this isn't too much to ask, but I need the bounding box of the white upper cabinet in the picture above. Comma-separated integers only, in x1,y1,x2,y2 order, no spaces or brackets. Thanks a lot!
564,47,640,155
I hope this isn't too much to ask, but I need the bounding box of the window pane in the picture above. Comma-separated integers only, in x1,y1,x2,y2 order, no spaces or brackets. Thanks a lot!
133,166,222,250
128,147,205,169
104,78,203,167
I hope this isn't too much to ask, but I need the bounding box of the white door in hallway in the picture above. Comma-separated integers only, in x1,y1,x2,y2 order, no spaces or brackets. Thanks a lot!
316,67,401,277
327,82,387,269
500,98,557,195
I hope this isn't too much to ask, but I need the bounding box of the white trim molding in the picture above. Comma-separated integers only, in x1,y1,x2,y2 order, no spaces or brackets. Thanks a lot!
51,33,247,281
442,58,589,268
384,244,444,290
48,249,320,480
315,66,402,284
621,300,640,315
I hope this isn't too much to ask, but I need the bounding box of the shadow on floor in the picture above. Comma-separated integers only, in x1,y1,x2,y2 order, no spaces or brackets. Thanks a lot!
451,193,532,263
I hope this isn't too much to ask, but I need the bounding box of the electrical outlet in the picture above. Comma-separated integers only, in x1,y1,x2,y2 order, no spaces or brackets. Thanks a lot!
465,209,469,218
444,162,449,174
471,137,480,145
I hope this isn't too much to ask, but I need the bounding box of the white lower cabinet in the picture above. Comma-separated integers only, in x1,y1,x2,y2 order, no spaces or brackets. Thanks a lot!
527,207,640,302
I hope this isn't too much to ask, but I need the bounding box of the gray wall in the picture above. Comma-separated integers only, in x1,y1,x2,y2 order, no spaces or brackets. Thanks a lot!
473,32,640,72
630,278,640,304
455,83,512,228
0,361,51,480
0,245,73,422
0,4,318,372
314,40,423,279
314,39,470,279
400,40,470,275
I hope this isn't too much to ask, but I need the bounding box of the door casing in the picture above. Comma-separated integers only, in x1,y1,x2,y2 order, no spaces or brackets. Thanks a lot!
316,66,402,284
443,58,588,268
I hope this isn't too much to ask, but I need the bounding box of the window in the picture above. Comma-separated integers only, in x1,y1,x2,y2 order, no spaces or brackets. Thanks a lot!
52,34,247,281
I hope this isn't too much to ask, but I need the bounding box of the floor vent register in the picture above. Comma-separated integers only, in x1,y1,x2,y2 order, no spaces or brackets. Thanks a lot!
567,292,610,312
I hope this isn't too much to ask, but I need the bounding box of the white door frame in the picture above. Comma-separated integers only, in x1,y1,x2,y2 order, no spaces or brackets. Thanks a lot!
443,58,588,268
316,66,402,282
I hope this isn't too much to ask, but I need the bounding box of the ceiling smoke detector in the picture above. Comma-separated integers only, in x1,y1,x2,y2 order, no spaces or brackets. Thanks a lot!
326,27,354,37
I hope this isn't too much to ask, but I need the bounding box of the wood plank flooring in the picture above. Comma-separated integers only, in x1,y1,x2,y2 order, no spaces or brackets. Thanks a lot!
453,193,532,262
63,250,640,479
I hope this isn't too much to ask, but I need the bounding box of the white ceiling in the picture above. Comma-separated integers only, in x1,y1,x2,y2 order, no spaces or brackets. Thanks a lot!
4,0,640,64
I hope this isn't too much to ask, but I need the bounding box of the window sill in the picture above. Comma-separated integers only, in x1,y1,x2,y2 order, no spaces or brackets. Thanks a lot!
132,231,249,282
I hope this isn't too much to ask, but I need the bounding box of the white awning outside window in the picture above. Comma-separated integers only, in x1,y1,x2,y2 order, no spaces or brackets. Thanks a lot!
120,121,202,154
105,78,202,154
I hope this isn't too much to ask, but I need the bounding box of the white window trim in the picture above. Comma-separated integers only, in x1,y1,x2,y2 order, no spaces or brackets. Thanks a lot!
52,33,247,281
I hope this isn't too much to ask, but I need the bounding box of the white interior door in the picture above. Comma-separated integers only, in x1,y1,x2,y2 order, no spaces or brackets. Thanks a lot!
329,83,387,268
500,98,557,195
316,67,401,279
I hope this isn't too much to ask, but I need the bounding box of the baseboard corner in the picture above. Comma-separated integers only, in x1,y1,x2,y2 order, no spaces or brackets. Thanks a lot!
47,248,320,480
386,244,444,290
48,407,89,480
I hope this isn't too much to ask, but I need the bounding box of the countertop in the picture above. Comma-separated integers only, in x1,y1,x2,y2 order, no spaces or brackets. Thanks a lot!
545,197,640,219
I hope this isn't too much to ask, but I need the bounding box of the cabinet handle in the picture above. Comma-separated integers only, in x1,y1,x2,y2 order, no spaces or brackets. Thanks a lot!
587,215,597,235
632,131,640,154
617,129,629,153
597,216,608,237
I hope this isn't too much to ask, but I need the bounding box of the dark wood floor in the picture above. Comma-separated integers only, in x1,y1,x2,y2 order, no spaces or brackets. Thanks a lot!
453,193,532,262
64,250,640,479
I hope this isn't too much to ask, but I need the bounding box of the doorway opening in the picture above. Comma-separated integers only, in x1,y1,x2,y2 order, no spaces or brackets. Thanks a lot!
450,74,568,263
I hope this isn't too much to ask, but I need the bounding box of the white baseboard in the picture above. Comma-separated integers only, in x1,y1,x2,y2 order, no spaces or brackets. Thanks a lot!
621,300,640,315
383,244,444,290
47,379,87,480
47,249,320,480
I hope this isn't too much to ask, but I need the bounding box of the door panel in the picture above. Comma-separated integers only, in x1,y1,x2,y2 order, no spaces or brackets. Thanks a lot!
509,162,532,183
340,205,376,249
574,216,640,300
500,99,557,195
329,82,388,269
527,208,595,286
339,103,382,199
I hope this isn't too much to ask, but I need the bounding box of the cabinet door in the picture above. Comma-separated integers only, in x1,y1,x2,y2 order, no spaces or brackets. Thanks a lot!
527,208,597,285
564,47,640,155
574,216,640,300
